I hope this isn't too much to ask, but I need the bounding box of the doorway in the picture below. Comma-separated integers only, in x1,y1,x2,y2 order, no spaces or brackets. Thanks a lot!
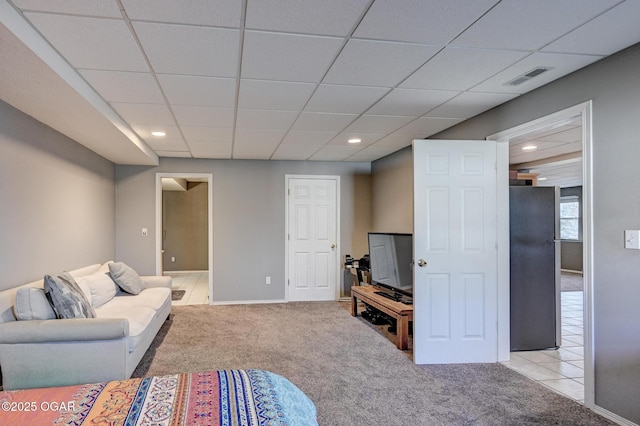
285,174,340,302
155,173,213,305
489,101,593,408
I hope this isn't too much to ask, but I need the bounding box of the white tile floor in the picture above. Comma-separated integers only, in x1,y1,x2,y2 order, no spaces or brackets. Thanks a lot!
165,271,209,305
502,291,584,403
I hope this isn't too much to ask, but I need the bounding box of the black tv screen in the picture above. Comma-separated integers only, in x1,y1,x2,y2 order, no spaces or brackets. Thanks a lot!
367,232,413,297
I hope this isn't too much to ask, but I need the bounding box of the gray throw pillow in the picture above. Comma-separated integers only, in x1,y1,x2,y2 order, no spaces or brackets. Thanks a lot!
44,272,96,319
14,287,57,320
109,262,144,295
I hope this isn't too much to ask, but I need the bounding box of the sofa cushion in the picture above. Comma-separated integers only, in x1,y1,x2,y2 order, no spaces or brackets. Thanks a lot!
109,262,144,295
95,305,157,352
77,272,117,308
13,288,57,321
103,287,171,312
44,273,96,319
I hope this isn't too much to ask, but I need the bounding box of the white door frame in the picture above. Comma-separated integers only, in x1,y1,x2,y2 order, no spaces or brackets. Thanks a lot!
488,101,594,409
155,173,214,304
285,174,341,302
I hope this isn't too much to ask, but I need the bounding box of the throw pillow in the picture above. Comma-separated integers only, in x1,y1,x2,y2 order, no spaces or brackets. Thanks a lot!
109,262,144,295
44,273,96,319
76,272,117,308
13,287,57,320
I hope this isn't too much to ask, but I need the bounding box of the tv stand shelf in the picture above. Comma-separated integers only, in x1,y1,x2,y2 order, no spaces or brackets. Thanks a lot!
351,285,413,350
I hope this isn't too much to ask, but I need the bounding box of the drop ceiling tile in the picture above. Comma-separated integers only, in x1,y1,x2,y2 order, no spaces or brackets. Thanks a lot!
271,144,324,161
304,84,390,114
233,142,279,159
324,39,440,87
155,150,192,158
122,0,242,28
452,0,620,51
470,52,603,94
426,92,518,119
13,0,122,17
309,145,362,161
372,133,425,149
344,114,416,134
510,142,581,164
238,79,316,110
291,112,357,132
135,132,188,152
246,0,370,36
111,103,175,125
328,132,385,146
132,124,182,142
173,105,235,127
236,109,298,130
188,140,233,158
242,31,343,83
281,130,338,146
543,1,640,56
134,22,239,77
25,13,147,71
354,0,498,44
234,129,286,145
158,75,236,107
181,126,233,142
401,47,529,91
367,88,459,116
347,145,404,161
395,117,465,136
80,70,164,103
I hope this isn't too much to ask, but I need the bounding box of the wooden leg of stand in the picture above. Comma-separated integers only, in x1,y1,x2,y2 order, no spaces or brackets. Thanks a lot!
397,315,409,350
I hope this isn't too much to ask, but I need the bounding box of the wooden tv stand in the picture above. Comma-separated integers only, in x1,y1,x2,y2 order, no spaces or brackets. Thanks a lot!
351,285,413,350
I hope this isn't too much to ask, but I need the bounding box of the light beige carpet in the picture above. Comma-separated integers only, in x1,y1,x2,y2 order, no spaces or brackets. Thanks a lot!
133,302,611,426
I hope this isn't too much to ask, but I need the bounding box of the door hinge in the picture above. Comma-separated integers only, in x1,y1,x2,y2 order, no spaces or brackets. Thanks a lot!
288,233,290,240
288,279,290,286
288,188,290,196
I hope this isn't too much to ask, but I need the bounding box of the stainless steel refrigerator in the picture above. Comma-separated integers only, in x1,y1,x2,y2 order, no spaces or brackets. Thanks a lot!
509,186,561,351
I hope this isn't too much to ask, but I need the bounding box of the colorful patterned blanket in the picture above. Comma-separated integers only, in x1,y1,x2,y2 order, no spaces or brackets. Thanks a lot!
0,369,317,425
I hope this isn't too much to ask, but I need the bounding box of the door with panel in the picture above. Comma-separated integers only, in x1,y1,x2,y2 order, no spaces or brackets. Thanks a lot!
413,140,503,363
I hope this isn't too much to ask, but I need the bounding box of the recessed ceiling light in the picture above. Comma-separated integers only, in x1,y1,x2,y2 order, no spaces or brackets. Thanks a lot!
151,131,166,137
522,145,537,151
348,138,362,144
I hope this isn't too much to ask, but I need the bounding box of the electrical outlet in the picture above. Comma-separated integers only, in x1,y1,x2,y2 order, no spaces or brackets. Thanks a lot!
265,276,271,285
171,256,176,262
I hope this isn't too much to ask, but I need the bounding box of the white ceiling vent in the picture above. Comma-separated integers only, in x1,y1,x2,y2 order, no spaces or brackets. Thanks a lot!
504,67,553,87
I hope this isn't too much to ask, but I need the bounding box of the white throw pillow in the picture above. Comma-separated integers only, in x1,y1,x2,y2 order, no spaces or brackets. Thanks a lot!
77,272,117,308
14,287,56,320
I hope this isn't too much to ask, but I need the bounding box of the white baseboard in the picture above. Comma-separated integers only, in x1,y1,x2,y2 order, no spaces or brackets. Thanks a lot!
164,270,208,274
593,405,638,426
210,299,286,306
560,269,583,275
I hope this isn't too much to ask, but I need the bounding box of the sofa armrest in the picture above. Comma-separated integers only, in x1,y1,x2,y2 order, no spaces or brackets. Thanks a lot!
0,318,129,344
140,275,172,289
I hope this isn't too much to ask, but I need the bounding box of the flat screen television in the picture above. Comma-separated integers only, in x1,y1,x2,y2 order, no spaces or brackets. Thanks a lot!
367,232,413,299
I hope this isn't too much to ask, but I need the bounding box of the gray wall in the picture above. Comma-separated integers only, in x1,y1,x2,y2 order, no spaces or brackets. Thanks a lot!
370,43,640,423
162,182,208,271
116,158,371,302
0,100,115,289
371,147,413,233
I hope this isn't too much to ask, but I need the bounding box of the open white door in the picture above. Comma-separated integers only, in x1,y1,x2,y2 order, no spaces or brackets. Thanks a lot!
413,139,505,364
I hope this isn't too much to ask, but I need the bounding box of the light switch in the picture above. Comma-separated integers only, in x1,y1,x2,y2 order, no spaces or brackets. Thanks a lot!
141,228,148,237
624,230,640,249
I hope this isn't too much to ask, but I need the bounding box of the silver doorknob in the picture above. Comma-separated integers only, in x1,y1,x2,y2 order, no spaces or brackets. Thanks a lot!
417,259,427,267
331,243,336,249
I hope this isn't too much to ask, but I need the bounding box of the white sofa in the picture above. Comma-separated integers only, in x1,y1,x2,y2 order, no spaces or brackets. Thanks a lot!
0,261,171,390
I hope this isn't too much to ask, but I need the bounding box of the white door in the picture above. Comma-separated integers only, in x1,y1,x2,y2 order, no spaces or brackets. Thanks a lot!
413,140,501,364
287,177,338,301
